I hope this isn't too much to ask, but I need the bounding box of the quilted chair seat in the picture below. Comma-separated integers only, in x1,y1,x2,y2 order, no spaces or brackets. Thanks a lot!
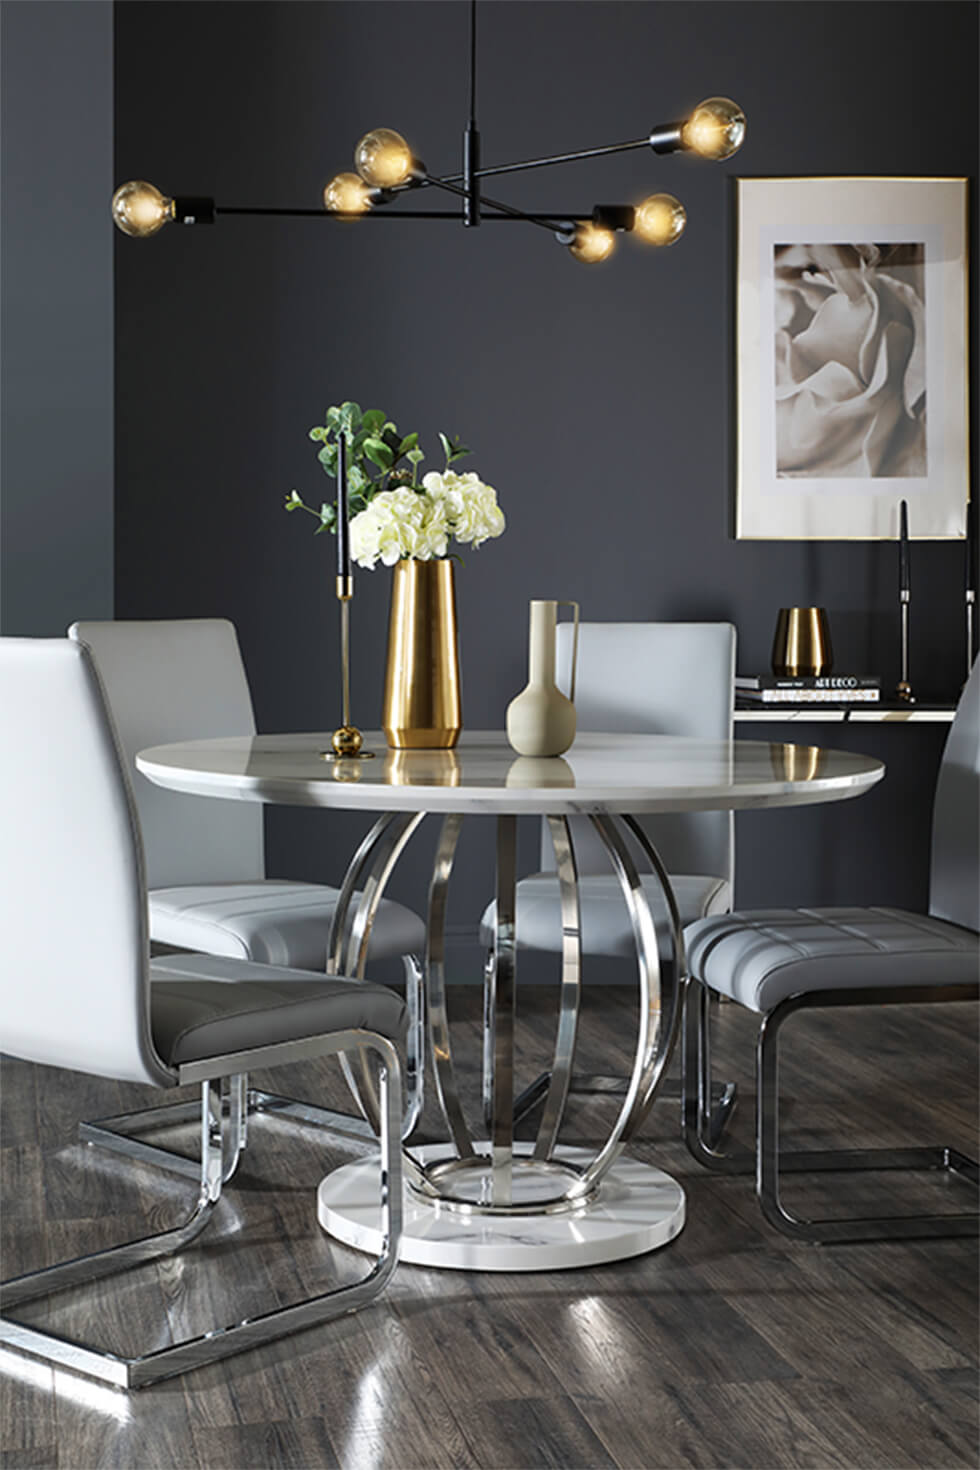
151,881,426,969
686,906,980,1014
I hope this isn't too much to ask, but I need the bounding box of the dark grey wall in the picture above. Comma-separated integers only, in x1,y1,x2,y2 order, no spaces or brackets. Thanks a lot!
1,0,114,635
113,1,978,944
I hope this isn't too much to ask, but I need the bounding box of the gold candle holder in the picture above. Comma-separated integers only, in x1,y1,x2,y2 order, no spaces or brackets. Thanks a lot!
770,607,833,677
321,575,375,761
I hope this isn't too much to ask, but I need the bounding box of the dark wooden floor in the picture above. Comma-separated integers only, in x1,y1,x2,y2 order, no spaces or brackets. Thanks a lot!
2,985,977,1470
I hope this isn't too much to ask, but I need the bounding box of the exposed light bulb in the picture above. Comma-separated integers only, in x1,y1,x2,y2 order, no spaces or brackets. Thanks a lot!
633,193,687,246
354,129,415,188
569,222,616,264
111,180,173,237
681,98,746,161
323,172,374,214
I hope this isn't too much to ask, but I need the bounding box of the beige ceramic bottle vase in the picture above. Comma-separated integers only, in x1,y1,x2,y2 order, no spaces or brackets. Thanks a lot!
506,600,580,757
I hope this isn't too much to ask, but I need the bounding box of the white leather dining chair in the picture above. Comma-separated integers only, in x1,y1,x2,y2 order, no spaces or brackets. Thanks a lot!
0,638,405,1388
480,621,736,1119
682,657,980,1242
68,618,426,1154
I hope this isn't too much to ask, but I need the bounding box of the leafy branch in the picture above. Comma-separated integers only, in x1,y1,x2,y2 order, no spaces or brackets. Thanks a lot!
284,401,471,534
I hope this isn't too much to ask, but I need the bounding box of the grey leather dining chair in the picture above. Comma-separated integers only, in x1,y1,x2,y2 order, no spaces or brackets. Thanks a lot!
68,618,426,1159
480,621,736,1120
682,657,980,1242
0,638,405,1388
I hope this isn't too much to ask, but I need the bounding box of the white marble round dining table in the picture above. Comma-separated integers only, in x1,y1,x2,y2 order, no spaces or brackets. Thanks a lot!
136,728,884,814
137,730,885,1272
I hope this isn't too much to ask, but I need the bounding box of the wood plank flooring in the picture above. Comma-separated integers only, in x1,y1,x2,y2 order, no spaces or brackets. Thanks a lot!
2,985,977,1469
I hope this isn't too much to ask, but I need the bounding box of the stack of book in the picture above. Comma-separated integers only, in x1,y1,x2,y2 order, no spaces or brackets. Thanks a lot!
736,675,881,704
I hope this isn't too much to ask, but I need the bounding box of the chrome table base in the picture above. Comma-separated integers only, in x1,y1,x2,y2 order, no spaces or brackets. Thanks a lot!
320,808,689,1269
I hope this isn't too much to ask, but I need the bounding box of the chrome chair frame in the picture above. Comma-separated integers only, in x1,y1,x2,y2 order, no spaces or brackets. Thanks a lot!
81,948,424,1177
83,814,429,1173
1,1028,403,1389
682,977,979,1243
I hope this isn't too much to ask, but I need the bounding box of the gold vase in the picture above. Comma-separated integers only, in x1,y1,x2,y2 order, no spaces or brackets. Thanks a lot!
771,607,833,677
382,559,461,748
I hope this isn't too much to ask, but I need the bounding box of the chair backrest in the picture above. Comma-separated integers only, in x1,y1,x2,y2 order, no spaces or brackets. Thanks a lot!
69,619,264,889
0,640,173,1085
930,656,980,933
541,621,736,880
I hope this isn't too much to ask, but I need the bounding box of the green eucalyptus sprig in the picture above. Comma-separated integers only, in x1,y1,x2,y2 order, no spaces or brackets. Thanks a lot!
284,401,471,536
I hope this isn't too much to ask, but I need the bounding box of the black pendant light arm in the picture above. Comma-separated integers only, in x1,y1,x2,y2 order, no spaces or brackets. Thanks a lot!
433,122,683,187
419,172,570,233
212,203,590,223
215,206,461,219
450,134,651,183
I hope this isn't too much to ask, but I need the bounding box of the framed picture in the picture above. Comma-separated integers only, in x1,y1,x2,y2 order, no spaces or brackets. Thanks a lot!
735,176,969,540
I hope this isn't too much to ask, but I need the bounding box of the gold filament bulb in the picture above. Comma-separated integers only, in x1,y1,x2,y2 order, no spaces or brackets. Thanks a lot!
111,180,173,238
633,193,687,246
569,222,616,264
681,97,746,161
323,172,374,214
354,128,415,188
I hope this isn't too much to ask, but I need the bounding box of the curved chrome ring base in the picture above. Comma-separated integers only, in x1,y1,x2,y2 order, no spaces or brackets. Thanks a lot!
412,1151,595,1216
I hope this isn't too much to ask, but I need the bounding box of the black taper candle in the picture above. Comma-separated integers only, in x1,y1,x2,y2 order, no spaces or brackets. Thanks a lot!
899,499,910,594
336,432,350,581
966,497,976,596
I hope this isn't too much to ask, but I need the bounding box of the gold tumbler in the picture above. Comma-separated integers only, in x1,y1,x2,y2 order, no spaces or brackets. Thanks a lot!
771,607,833,677
382,559,462,748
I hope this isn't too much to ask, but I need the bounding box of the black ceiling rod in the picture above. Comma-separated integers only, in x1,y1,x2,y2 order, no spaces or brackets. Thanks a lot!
463,0,480,227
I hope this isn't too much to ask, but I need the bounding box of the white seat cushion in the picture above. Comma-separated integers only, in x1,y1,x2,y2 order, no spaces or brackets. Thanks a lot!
149,881,426,970
480,872,731,959
685,907,980,1014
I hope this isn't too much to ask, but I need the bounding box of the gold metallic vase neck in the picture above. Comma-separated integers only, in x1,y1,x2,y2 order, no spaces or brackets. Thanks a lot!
770,607,833,678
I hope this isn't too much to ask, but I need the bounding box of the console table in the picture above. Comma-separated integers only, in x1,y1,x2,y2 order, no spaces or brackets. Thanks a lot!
735,706,955,724
137,730,884,1272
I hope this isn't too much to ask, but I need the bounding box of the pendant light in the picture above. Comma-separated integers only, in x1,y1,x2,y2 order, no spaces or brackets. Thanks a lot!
112,3,745,265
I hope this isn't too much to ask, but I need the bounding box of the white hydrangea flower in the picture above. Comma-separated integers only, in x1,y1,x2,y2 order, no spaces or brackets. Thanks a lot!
350,469,504,567
419,496,450,560
421,470,506,549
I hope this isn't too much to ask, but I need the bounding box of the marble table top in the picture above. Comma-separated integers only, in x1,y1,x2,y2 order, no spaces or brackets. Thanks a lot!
136,730,885,816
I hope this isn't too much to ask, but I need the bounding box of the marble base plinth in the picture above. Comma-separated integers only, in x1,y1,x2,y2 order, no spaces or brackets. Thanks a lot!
317,1142,685,1272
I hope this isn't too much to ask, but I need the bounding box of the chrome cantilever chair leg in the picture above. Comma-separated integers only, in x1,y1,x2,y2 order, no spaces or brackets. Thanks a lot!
2,1031,403,1390
252,951,426,1142
82,951,426,1175
681,977,980,1243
